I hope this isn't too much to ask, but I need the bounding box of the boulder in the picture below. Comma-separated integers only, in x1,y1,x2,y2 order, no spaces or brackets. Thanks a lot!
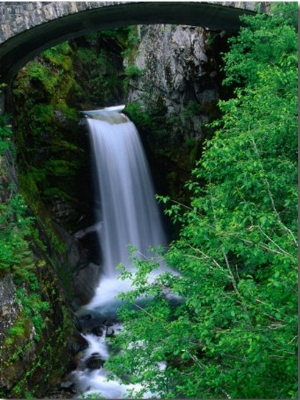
85,353,105,369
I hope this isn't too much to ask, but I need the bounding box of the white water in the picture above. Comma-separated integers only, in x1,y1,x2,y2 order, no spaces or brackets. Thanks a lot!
70,108,171,398
87,111,166,277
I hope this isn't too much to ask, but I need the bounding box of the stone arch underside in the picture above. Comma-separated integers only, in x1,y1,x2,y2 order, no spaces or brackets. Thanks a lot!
0,2,256,87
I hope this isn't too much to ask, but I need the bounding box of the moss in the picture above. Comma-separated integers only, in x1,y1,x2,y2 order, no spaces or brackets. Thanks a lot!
0,312,35,385
0,120,74,398
2,28,134,398
0,256,74,398
6,319,73,398
18,173,40,213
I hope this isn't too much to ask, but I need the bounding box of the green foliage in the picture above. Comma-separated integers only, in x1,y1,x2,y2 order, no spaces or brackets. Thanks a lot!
76,46,118,104
8,318,26,337
124,102,154,130
13,29,129,233
124,64,143,78
15,287,50,341
26,63,58,94
1,303,74,398
182,100,204,118
106,5,298,399
13,45,85,228
0,190,35,274
121,26,141,58
0,105,67,349
80,393,105,399
43,42,73,70
222,3,298,88
122,26,142,91
0,113,13,154
73,30,127,105
0,78,76,400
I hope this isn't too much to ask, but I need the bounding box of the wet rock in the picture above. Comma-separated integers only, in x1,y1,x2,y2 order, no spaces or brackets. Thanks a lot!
70,332,89,355
47,381,77,398
103,319,114,327
72,263,101,308
74,313,92,331
82,313,92,320
91,326,104,337
60,380,75,390
85,353,105,369
75,313,108,336
0,274,22,347
51,196,76,225
54,109,68,123
106,327,115,337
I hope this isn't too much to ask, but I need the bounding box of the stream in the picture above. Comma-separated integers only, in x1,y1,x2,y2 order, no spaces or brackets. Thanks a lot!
68,106,169,398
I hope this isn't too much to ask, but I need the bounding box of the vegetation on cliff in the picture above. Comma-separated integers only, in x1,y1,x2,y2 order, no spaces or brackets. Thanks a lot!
0,108,74,398
105,4,298,398
12,30,128,233
0,27,133,398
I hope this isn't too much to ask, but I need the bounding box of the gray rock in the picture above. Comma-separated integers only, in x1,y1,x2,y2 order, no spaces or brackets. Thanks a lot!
126,25,219,141
106,327,115,337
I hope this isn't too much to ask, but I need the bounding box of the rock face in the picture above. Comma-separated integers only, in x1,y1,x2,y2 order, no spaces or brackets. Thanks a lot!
0,148,76,398
127,24,221,141
124,24,226,208
0,266,74,399
0,275,23,349
0,29,130,397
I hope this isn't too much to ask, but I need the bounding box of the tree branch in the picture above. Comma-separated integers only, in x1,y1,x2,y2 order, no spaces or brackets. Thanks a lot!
250,132,297,246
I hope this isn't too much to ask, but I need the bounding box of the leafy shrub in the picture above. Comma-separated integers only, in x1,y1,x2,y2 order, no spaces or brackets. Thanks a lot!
105,4,298,399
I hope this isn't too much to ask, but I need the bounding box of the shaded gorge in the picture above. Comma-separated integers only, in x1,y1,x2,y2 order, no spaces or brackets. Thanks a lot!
2,24,225,398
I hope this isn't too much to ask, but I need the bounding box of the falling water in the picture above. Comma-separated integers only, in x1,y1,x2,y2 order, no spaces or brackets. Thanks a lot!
86,108,166,277
69,107,170,398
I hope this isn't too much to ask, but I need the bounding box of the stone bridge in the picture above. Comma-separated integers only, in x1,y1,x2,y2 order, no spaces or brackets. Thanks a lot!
0,1,268,88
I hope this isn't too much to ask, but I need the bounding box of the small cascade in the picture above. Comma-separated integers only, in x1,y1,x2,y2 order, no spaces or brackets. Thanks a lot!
69,106,171,398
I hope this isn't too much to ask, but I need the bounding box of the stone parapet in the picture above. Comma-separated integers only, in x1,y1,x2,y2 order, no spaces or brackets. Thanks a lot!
0,1,261,44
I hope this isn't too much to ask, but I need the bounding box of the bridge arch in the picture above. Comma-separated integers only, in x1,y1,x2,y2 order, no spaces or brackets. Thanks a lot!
0,1,259,89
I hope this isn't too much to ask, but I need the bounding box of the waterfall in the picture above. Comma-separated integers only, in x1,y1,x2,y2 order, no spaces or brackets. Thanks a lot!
86,107,166,277
69,107,170,398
